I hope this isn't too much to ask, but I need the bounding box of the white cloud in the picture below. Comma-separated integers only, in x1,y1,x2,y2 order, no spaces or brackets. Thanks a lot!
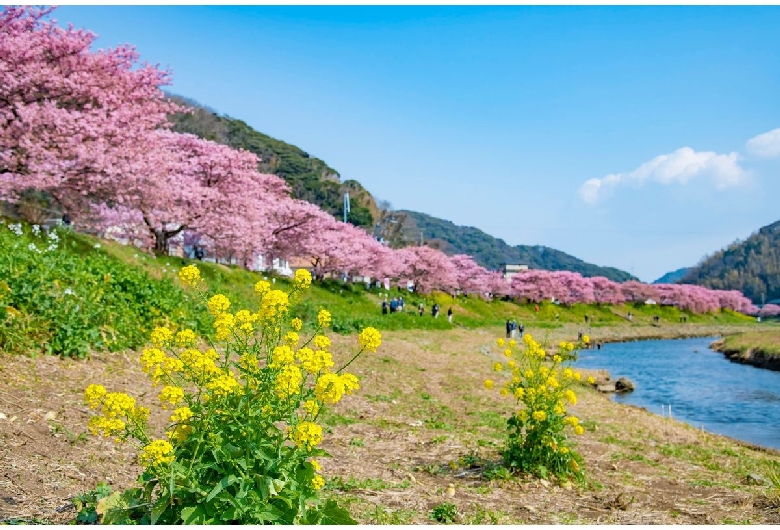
579,147,746,204
746,128,780,158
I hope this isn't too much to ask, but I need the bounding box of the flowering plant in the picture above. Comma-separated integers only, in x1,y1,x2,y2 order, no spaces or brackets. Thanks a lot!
82,266,380,524
484,334,592,480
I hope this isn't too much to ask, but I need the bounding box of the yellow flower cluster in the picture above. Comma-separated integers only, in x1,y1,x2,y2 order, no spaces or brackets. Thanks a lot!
158,385,185,408
311,475,325,490
317,309,331,328
175,329,196,346
178,265,202,287
207,294,231,315
313,335,331,350
296,347,334,374
140,347,184,386
170,406,194,423
180,348,220,382
291,317,303,331
206,373,242,398
302,400,320,416
294,269,312,289
314,372,359,404
358,327,381,352
150,327,173,346
275,364,303,398
140,439,175,467
271,345,295,368
83,387,149,438
259,290,290,322
254,280,271,295
292,421,323,450
483,379,494,390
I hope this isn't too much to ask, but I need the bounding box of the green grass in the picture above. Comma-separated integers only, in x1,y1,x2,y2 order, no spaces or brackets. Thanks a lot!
718,330,780,358
0,218,760,358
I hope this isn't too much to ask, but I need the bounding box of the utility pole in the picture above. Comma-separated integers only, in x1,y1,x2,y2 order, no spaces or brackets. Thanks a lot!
420,229,424,246
343,192,350,224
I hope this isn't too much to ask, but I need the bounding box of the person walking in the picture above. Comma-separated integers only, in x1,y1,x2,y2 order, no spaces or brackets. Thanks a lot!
447,307,453,323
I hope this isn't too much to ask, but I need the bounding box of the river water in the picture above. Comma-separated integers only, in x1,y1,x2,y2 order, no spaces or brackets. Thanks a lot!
574,336,780,451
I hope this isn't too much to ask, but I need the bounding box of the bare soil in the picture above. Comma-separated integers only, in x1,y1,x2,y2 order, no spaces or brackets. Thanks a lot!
2,322,779,524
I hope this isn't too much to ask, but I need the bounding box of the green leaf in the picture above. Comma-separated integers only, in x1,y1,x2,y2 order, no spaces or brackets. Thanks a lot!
180,505,207,524
206,474,238,502
150,496,169,525
320,499,357,525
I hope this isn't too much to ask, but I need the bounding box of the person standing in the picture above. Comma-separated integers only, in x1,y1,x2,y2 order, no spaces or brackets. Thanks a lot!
432,304,439,318
390,297,398,313
381,300,388,315
418,302,425,317
505,319,512,339
447,307,453,323
519,322,524,338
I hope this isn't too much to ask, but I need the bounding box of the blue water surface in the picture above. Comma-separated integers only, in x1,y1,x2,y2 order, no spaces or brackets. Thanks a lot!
574,336,780,450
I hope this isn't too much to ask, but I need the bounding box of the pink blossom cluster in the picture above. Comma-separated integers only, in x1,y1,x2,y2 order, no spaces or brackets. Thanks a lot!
0,7,758,315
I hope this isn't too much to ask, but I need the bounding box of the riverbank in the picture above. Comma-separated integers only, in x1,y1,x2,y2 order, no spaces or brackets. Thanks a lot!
2,323,779,524
710,329,780,372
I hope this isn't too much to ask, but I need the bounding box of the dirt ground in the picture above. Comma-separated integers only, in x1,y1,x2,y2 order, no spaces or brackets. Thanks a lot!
2,322,779,524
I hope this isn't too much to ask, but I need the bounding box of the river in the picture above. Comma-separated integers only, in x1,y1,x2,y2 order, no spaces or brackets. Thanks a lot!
574,336,780,451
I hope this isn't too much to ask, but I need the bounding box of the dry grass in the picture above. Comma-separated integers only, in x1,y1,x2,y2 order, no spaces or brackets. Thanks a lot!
1,322,779,524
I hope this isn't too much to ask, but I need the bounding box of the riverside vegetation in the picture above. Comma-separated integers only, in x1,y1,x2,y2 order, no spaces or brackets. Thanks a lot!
2,223,780,524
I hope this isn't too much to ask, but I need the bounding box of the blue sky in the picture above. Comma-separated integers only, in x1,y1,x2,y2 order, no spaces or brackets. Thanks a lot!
55,6,780,282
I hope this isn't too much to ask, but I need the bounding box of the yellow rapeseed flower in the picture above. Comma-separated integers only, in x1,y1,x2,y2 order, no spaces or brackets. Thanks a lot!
313,335,331,350
587,376,596,385
275,365,303,399
532,410,547,422
295,269,312,289
140,439,175,467
84,384,106,408
504,348,512,358
303,400,320,416
170,406,193,423
583,335,590,344
483,379,494,390
175,329,196,346
206,373,242,398
158,386,185,408
315,373,344,404
254,280,271,295
310,459,321,471
574,425,585,435
207,294,231,315
563,389,578,405
178,265,201,287
496,338,505,347
150,327,173,346
358,327,381,352
291,317,303,331
285,331,300,346
318,309,332,328
311,475,325,490
293,421,323,450
493,362,503,372
271,345,295,367
341,373,360,395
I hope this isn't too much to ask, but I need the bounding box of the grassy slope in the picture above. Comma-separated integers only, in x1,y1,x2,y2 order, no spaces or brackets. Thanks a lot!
92,232,754,336
717,330,780,358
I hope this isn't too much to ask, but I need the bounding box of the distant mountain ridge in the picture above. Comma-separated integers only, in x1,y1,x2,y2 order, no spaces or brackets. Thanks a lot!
167,95,636,282
681,219,780,303
653,267,691,285
398,210,636,281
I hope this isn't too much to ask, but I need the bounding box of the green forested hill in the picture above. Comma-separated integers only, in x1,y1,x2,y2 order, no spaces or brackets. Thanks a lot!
399,210,636,281
167,95,635,281
680,219,780,303
653,267,691,285
167,96,376,228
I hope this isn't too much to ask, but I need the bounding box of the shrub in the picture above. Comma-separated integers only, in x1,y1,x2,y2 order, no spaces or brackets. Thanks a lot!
430,502,458,523
484,334,591,480
81,266,380,524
